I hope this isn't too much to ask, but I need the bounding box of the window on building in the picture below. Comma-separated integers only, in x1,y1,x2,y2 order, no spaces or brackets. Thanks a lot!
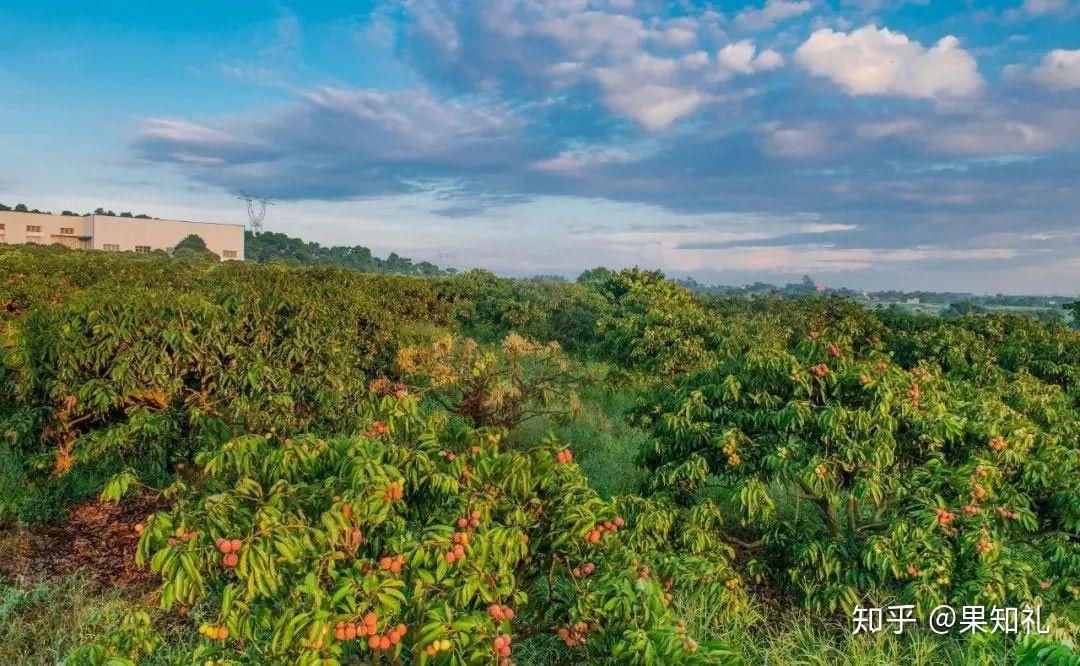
222,250,237,258
135,245,151,253
60,227,75,235
103,244,120,251
26,225,41,233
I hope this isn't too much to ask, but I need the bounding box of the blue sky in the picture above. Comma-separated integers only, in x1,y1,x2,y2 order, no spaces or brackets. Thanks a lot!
1,0,1078,293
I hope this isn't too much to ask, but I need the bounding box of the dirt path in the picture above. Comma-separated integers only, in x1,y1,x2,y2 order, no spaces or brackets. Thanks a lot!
1,493,163,587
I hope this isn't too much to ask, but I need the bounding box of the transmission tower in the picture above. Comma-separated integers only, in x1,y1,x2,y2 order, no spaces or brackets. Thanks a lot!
238,191,274,234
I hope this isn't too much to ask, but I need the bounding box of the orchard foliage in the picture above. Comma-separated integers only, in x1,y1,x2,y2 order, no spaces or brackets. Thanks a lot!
0,249,450,483
593,269,724,376
0,247,1075,663
878,308,1080,396
436,270,607,352
396,332,586,430
130,395,737,665
634,305,1080,623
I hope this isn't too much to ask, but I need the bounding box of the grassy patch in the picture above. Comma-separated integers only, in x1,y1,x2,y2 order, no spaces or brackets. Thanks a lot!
507,378,647,498
674,587,1009,666
0,575,137,665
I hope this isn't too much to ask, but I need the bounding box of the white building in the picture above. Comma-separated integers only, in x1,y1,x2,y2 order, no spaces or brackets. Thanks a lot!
0,210,244,259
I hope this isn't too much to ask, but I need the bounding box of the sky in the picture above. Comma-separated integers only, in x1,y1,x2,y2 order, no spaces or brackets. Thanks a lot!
0,0,1078,293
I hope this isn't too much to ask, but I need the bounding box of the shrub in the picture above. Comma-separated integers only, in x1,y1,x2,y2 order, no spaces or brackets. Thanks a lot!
0,252,450,485
396,332,586,430
128,396,739,665
595,269,724,377
634,321,1080,621
436,270,608,351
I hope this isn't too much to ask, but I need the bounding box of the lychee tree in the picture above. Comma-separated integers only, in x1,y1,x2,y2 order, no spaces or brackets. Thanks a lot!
634,324,1079,626
115,394,741,665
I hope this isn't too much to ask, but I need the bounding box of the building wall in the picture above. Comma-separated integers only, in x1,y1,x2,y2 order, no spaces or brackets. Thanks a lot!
0,211,244,259
0,211,91,248
88,215,244,259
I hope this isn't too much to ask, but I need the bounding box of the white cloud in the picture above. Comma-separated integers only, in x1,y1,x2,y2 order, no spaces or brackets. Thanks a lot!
139,119,245,147
133,86,529,197
401,1,735,131
717,40,785,80
1033,49,1080,90
530,146,637,173
1022,0,1069,15
735,0,813,31
855,119,921,139
593,54,707,130
799,222,860,233
1023,229,1080,241
794,25,983,100
929,120,1061,155
760,122,829,159
672,244,1020,274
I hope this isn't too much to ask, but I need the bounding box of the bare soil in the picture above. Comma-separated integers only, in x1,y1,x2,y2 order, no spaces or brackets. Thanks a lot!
0,492,163,588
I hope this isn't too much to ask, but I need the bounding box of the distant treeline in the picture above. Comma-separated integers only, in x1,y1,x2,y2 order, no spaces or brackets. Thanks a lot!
0,202,154,218
244,230,449,277
677,274,1075,310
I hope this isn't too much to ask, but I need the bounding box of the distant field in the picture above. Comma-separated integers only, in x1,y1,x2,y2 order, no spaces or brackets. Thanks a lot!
870,300,1074,324
869,301,948,316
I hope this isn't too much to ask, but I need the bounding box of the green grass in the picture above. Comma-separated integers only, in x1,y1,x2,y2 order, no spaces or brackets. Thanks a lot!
0,575,139,665
507,376,647,498
671,585,1012,666
0,444,174,525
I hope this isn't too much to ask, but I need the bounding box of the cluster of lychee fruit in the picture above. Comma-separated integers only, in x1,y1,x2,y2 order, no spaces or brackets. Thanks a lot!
996,506,1019,520
722,441,740,467
445,529,472,564
383,480,404,502
988,436,1008,452
166,525,200,547
198,623,230,640
674,620,699,653
585,516,624,544
974,538,993,554
556,621,596,647
934,507,956,526
906,566,921,577
488,604,515,622
334,613,406,650
811,364,830,378
423,639,453,656
216,538,242,568
457,510,482,531
572,562,596,578
365,421,389,438
492,633,513,659
827,343,841,358
555,449,573,465
379,554,405,575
